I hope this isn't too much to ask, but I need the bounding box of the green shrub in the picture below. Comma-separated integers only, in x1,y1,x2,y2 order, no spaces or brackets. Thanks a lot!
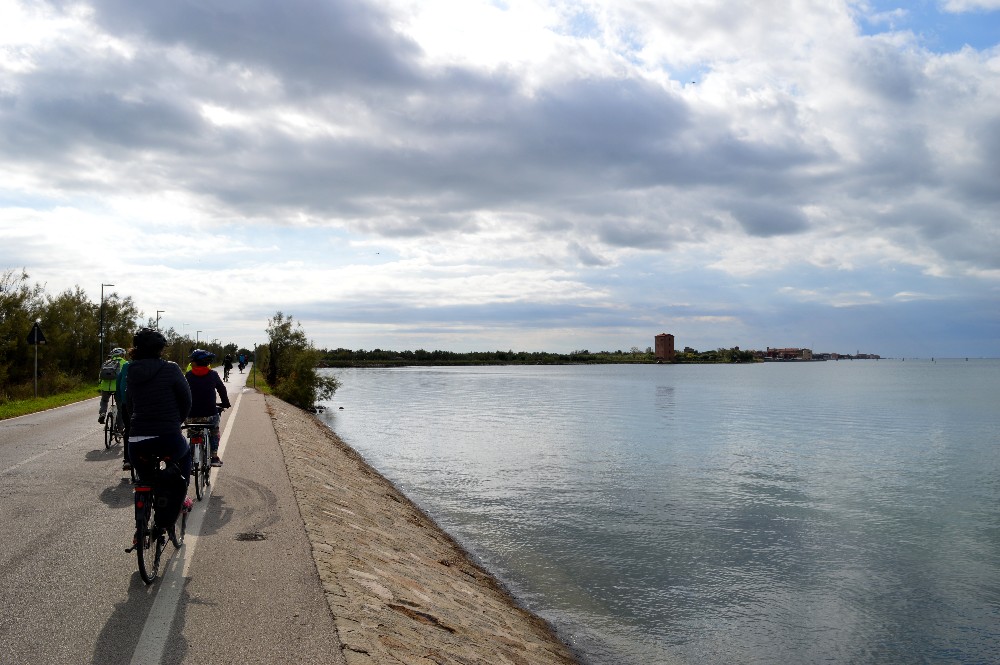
261,312,339,409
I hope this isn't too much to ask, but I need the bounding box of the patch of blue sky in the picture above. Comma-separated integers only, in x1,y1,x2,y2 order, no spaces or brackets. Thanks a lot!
243,224,391,265
0,189,94,211
561,9,601,39
669,65,713,87
858,0,1000,51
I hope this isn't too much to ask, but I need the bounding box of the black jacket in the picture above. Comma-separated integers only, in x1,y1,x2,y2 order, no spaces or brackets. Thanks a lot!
126,358,192,437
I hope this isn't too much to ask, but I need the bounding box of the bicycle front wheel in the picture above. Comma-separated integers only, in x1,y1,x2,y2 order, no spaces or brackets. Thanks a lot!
202,440,212,488
201,440,212,487
136,505,159,584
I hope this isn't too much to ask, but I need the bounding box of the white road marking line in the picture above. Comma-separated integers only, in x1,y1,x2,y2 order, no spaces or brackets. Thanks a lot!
128,389,244,665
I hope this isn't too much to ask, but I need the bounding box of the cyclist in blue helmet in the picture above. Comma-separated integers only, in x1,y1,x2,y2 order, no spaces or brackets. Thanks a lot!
185,349,231,467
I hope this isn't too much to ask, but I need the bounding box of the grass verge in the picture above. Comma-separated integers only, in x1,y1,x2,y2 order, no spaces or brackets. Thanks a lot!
0,386,98,420
246,364,272,395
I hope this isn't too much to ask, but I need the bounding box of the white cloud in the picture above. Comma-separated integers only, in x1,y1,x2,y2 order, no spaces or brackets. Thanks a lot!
941,0,1000,12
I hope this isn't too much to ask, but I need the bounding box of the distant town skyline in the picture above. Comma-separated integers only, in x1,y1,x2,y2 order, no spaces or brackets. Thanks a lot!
2,1,998,358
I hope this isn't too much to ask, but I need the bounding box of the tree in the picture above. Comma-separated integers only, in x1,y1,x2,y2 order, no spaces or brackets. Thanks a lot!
262,312,338,409
43,286,99,377
0,269,44,392
99,293,141,362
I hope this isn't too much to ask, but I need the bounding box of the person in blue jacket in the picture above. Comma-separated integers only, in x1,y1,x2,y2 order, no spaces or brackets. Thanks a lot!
117,348,133,471
185,349,231,467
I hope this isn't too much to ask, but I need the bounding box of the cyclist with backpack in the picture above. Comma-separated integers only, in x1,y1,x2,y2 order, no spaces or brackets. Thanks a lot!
185,349,231,467
126,328,192,540
98,347,127,424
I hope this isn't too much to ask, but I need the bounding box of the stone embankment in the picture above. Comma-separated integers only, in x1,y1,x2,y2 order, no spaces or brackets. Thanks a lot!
265,395,580,665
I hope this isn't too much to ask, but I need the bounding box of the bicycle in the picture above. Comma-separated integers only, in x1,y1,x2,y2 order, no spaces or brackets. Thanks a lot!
223,366,231,382
182,420,212,501
125,453,189,584
104,395,124,449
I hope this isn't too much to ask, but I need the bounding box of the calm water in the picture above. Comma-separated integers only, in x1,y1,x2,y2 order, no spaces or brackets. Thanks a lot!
317,360,1000,664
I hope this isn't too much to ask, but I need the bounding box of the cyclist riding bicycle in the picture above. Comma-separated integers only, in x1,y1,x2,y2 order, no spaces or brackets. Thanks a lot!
117,347,134,471
98,347,127,424
126,328,192,540
185,349,231,467
223,353,233,381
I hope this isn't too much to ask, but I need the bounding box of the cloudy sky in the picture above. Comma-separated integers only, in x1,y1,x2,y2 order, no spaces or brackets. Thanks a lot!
2,0,998,357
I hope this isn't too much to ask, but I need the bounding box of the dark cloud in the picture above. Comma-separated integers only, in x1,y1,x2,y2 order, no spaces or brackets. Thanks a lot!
72,0,423,93
730,201,810,237
569,242,612,267
597,218,675,248
850,39,920,104
351,214,481,238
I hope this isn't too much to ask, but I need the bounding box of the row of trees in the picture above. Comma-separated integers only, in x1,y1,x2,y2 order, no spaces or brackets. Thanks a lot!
0,269,244,402
2,270,140,399
2,270,338,410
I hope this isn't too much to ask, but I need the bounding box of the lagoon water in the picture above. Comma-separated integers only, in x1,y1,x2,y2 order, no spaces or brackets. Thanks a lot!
317,360,1000,664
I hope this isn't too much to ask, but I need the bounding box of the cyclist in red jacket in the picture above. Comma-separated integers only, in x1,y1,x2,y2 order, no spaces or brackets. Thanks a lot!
185,349,231,467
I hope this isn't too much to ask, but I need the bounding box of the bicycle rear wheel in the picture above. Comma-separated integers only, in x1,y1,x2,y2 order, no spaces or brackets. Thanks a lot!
104,412,114,449
112,417,123,447
136,502,159,584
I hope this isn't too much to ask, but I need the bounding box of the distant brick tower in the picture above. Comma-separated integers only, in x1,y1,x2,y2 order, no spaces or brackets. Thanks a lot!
654,333,675,362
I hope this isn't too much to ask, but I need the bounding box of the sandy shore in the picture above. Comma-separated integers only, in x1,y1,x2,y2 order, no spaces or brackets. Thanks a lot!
264,395,580,665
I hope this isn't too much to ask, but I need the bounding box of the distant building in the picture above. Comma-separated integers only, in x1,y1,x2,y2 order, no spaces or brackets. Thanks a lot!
766,347,812,360
655,333,675,362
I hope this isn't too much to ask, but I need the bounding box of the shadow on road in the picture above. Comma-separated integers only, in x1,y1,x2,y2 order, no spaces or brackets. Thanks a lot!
84,445,123,463
90,567,205,665
98,479,133,510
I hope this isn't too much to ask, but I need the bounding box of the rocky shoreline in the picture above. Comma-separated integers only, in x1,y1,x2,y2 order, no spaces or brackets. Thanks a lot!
265,395,580,665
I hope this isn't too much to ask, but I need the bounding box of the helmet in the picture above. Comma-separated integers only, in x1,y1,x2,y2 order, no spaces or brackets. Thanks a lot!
133,328,167,352
110,347,126,357
189,349,216,362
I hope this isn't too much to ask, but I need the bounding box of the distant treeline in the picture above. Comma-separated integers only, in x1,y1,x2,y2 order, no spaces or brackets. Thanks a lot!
319,346,759,367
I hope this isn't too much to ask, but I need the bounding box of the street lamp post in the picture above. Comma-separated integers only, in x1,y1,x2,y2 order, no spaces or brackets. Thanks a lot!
156,310,165,329
100,283,114,362
196,330,202,344
33,318,41,398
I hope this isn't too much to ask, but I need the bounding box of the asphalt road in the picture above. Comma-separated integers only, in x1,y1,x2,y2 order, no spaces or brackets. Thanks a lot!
0,367,344,665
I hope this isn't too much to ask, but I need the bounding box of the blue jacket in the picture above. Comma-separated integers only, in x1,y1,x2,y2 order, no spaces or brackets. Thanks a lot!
185,366,231,418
